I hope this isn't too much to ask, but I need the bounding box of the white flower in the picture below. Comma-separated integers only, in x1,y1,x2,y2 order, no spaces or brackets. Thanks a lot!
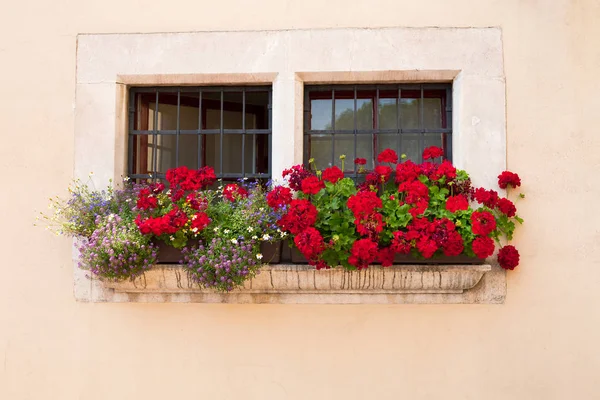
280,231,287,237
231,239,238,245
262,234,272,241
224,229,230,234
170,236,175,241
213,227,219,232
166,189,171,195
259,207,264,212
256,253,263,260
252,235,258,240
247,227,253,232
123,176,130,182
192,214,198,220
191,228,198,233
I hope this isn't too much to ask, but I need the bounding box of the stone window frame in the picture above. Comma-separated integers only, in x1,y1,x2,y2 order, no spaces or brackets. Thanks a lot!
74,27,507,304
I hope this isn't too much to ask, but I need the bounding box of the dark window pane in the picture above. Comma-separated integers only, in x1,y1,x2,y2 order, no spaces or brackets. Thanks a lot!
152,134,177,174
423,97,443,129
131,134,151,175
203,92,221,129
423,133,443,152
178,134,199,169
356,135,374,170
376,134,399,158
223,92,243,129
245,91,270,129
334,134,355,169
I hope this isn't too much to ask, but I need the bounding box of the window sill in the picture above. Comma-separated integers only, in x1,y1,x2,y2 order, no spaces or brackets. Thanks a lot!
91,263,505,304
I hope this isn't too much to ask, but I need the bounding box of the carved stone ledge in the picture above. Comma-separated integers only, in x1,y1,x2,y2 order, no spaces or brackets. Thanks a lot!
100,264,495,304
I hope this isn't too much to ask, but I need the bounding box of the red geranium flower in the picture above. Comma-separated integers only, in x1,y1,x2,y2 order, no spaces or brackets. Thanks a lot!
266,186,293,210
354,158,367,165
391,231,412,254
442,231,464,256
498,245,520,270
445,195,469,213
283,165,314,192
422,146,444,160
377,247,396,267
395,160,420,183
294,227,325,261
472,188,499,208
374,165,393,183
136,188,157,210
347,191,383,218
496,198,516,217
472,236,495,259
348,239,379,269
471,211,497,236
416,237,439,258
277,199,318,235
498,171,521,189
322,166,344,184
190,212,210,232
223,184,248,202
431,160,457,180
377,148,398,164
300,176,325,195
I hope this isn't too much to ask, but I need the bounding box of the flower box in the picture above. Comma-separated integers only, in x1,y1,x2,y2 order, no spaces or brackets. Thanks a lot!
154,239,200,264
259,241,283,264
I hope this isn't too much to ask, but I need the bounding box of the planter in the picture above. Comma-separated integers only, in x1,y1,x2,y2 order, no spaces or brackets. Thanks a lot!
153,239,200,264
259,241,282,264
392,254,484,265
291,246,309,264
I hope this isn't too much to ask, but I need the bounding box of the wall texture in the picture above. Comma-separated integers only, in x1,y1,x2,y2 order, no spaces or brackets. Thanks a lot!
1,0,599,399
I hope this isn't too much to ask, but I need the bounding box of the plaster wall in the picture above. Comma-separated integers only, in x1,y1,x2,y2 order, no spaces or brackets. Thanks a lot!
1,1,599,399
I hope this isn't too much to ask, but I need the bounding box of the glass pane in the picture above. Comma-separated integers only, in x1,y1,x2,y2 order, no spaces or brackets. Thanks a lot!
245,91,270,129
379,97,398,130
253,134,270,174
131,135,152,175
203,92,221,130
334,91,354,130
221,134,243,174
376,134,400,159
356,96,373,130
334,134,355,170
152,134,177,174
179,93,200,130
309,135,333,170
401,133,421,163
400,98,419,129
423,98,443,129
178,134,199,169
223,92,243,129
356,134,374,170
205,134,220,174
310,98,332,130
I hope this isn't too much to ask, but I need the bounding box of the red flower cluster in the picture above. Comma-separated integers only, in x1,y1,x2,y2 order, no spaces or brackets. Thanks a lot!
266,186,292,210
406,218,464,258
497,198,516,217
498,171,521,189
294,227,325,262
223,184,248,202
395,160,420,183
471,211,497,236
354,158,367,165
374,165,393,183
322,166,344,184
422,146,444,160
348,239,379,269
283,165,314,192
277,199,318,235
185,193,208,211
445,195,469,213
377,149,398,164
190,212,211,232
166,166,216,192
137,188,158,210
472,188,499,208
377,247,396,267
348,191,384,239
430,160,457,181
300,176,325,195
398,180,429,217
135,207,188,236
498,245,520,270
472,236,495,259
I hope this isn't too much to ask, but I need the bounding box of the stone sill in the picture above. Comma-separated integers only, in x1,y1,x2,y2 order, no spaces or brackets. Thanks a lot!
94,263,505,304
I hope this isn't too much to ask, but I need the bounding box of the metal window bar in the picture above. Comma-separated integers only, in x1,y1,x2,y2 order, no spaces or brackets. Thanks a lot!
304,83,452,170
128,86,273,182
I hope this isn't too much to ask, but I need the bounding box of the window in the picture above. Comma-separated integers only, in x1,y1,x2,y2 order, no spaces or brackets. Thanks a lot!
128,86,272,181
303,84,452,173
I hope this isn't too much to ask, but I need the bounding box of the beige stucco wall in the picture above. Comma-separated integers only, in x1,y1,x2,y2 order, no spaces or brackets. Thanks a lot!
1,0,599,398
